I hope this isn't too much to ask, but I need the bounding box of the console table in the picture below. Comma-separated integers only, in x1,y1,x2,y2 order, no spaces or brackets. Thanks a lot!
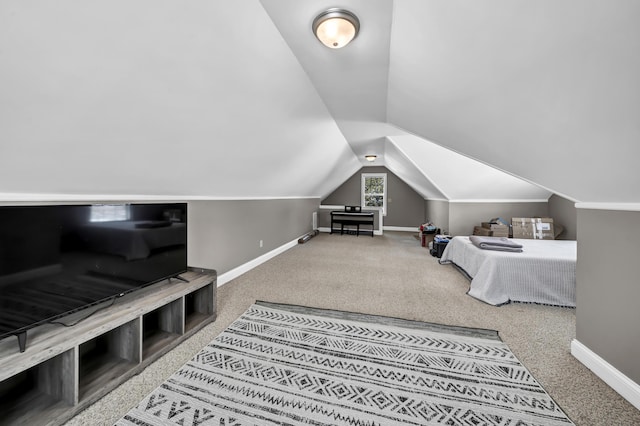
330,211,374,237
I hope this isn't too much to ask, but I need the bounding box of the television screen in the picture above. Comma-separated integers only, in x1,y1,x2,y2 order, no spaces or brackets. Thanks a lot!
0,203,187,350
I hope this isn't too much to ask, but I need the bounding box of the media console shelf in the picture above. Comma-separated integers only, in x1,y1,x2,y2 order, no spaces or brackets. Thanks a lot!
0,268,217,426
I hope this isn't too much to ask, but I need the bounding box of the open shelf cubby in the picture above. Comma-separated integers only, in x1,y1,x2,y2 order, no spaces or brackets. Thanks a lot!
0,268,216,426
185,283,215,333
0,350,75,426
143,298,183,360
78,318,141,402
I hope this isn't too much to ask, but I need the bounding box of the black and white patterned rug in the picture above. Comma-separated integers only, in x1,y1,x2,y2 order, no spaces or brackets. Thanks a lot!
116,301,574,425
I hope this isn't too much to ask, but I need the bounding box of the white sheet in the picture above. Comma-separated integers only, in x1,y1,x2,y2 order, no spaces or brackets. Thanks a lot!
440,236,577,307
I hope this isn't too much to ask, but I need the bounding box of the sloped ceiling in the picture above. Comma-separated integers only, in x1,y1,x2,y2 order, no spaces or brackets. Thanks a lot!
0,1,361,199
386,135,551,200
1,1,638,203
387,0,640,203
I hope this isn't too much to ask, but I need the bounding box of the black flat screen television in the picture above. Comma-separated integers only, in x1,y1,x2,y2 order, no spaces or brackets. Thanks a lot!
0,202,188,352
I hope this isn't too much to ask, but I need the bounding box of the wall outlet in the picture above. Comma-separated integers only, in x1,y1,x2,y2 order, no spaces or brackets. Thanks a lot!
259,240,263,248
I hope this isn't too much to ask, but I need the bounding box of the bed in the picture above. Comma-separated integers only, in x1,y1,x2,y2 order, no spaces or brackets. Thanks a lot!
439,236,577,307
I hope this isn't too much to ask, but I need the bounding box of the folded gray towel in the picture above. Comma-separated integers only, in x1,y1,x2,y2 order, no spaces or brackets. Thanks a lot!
469,235,523,252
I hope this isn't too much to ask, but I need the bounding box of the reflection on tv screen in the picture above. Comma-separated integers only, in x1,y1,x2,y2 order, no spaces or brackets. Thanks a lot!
0,203,188,347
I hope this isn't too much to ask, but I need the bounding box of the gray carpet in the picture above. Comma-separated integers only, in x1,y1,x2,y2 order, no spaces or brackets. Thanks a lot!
64,231,640,425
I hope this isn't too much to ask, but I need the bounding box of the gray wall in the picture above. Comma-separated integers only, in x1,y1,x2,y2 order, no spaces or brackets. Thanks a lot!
576,208,640,383
187,198,318,274
443,197,577,239
444,201,550,237
548,194,577,240
425,200,450,234
0,198,318,277
322,166,425,228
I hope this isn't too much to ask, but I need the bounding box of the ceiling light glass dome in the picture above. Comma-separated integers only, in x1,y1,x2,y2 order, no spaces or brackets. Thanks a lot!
312,8,360,49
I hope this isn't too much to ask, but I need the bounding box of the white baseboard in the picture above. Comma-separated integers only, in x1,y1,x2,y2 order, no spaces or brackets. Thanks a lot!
571,339,640,411
217,237,300,287
383,226,419,232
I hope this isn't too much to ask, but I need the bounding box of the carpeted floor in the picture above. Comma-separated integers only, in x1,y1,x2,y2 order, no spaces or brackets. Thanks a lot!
64,231,640,425
115,301,574,425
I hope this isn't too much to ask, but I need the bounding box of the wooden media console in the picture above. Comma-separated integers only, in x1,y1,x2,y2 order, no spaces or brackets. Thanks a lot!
0,268,217,426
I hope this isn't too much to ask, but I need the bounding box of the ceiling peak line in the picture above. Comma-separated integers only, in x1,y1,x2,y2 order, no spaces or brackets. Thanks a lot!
385,136,452,200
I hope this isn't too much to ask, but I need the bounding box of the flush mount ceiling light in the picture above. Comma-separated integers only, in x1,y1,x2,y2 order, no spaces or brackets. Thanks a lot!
365,155,377,162
312,8,360,49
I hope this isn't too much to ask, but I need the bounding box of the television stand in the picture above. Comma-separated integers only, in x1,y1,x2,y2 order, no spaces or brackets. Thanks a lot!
0,267,217,426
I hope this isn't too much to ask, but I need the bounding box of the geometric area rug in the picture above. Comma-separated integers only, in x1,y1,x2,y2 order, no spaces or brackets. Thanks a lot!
115,301,574,425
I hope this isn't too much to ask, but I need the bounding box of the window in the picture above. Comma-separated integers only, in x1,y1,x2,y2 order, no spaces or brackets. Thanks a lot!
90,204,130,222
361,173,387,215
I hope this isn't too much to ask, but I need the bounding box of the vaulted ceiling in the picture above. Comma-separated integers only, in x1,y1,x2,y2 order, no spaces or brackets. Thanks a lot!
1,1,638,203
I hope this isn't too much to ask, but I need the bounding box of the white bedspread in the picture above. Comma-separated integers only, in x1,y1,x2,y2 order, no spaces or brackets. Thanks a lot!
440,236,577,307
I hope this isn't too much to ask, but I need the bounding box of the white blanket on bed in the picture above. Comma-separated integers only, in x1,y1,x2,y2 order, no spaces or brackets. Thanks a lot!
440,236,576,307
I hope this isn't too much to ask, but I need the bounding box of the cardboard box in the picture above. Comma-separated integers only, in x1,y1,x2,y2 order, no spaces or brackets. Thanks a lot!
481,222,509,237
473,226,492,236
511,217,555,240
